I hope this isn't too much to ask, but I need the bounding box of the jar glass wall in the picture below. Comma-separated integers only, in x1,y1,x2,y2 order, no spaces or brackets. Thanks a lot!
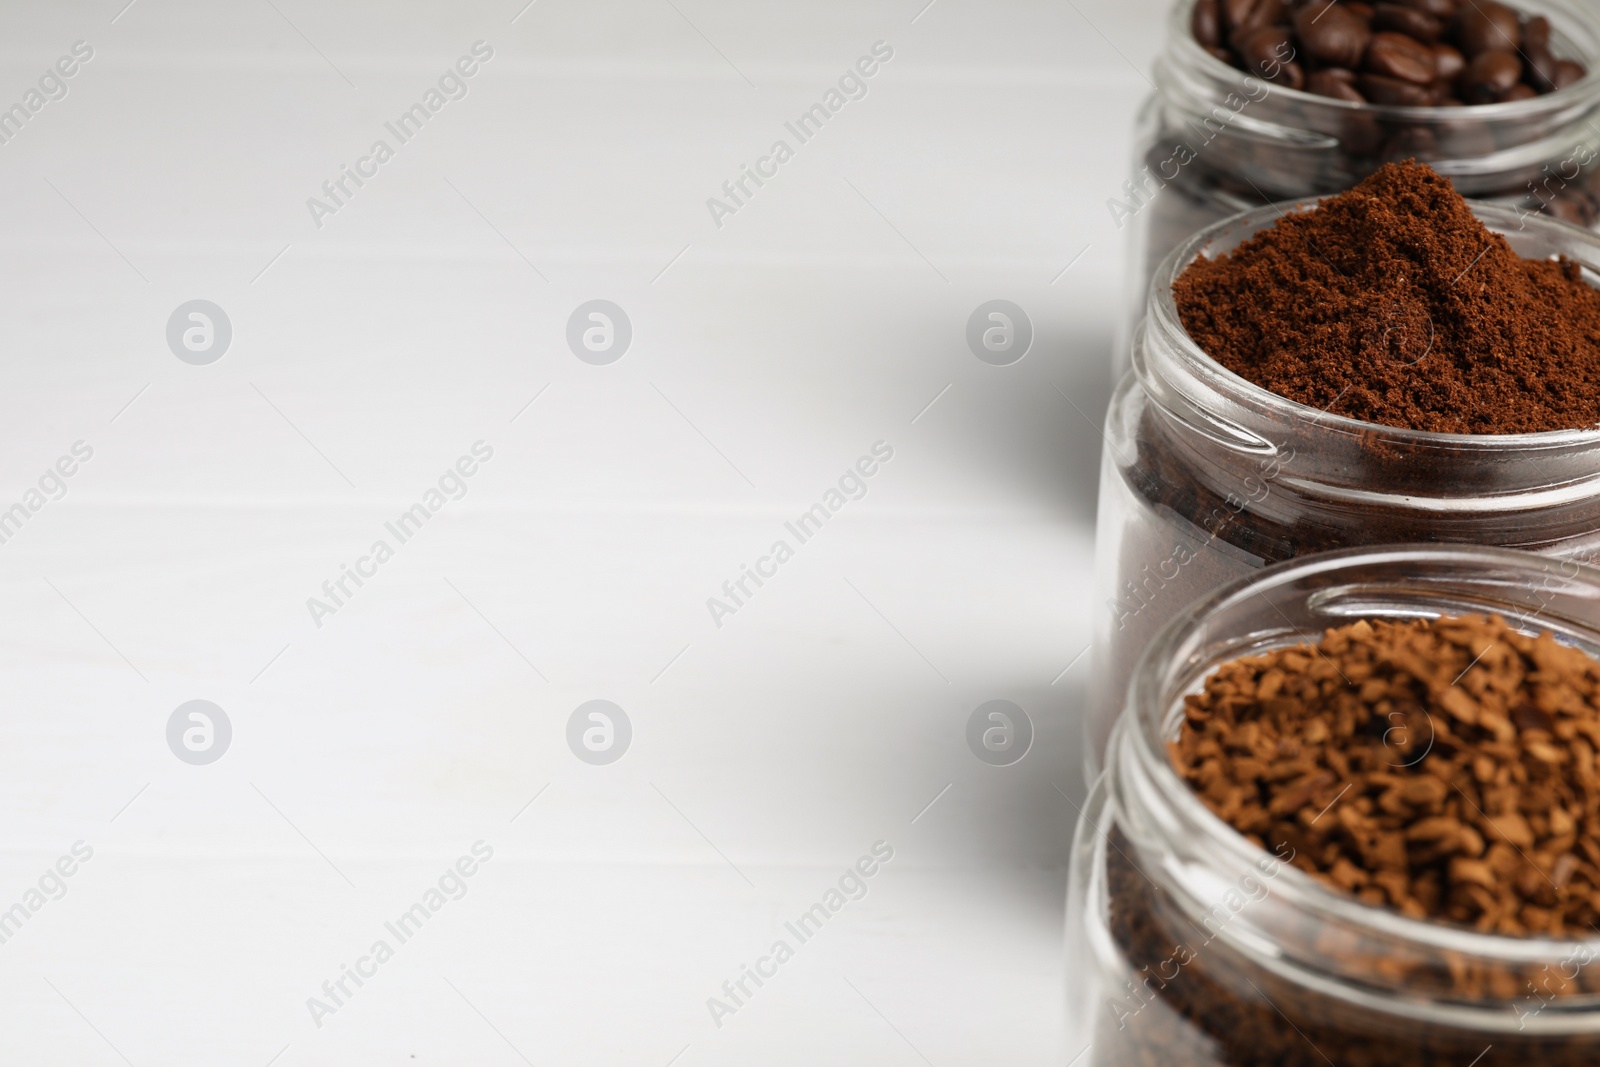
1067,545,1600,1066
1085,199,1600,773
1113,0,1600,375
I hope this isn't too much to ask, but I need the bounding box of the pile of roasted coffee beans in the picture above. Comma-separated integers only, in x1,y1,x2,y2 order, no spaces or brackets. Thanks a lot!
1193,0,1589,106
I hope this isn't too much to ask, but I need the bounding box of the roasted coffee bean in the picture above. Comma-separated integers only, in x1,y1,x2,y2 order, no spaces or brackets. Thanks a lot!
1339,112,1385,155
1527,45,1560,93
1193,0,1224,48
1461,49,1523,102
1366,30,1438,83
1374,3,1444,42
1382,124,1438,155
1359,71,1434,103
1399,0,1455,16
1295,0,1371,67
1308,67,1369,100
1454,1,1520,57
1204,44,1240,66
1431,41,1465,80
1555,59,1588,90
1225,0,1287,38
1503,82,1538,101
1346,0,1376,20
1524,13,1551,51
1234,24,1297,76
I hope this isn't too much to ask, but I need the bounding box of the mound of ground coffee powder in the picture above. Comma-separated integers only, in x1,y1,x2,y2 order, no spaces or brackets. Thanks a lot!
1194,0,1588,106
1174,160,1600,434
1171,613,1600,936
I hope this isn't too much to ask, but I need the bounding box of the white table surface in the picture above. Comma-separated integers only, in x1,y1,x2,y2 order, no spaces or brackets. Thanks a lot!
0,1,1162,1062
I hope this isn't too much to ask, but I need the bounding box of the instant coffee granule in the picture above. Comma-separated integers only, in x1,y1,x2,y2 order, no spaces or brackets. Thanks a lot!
1173,159,1600,434
1171,613,1600,936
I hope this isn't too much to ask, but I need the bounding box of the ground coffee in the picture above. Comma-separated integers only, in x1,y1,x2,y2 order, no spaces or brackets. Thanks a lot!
1194,0,1588,106
1173,160,1600,434
1171,614,1600,936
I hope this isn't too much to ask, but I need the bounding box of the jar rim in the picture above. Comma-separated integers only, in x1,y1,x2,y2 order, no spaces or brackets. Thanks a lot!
1168,0,1600,120
1118,544,1600,968
1146,195,1600,448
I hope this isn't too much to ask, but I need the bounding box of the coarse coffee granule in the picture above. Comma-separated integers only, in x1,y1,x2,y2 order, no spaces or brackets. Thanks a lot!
1173,160,1600,435
1170,613,1600,937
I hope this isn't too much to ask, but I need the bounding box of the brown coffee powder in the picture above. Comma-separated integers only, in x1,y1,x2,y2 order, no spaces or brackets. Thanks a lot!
1173,160,1600,435
1170,613,1600,937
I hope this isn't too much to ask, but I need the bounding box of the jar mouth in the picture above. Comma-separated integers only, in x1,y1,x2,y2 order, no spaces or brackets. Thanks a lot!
1169,0,1600,122
1116,545,1600,1000
1146,196,1600,450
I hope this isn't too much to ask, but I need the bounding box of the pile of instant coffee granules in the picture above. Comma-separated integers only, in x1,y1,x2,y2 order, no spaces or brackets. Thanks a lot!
1173,159,1600,435
1171,613,1600,936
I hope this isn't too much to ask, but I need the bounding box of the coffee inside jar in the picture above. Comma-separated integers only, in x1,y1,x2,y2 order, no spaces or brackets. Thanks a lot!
1112,0,1600,382
1194,0,1588,107
1084,178,1600,771
1072,548,1600,1067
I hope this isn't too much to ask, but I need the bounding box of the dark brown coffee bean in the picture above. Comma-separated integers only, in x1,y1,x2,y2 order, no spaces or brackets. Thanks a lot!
1225,0,1286,38
1339,112,1384,155
1554,59,1588,90
1431,41,1465,80
1526,45,1560,93
1308,68,1368,100
1365,30,1437,84
1234,23,1295,75
1358,71,1434,104
1374,3,1443,42
1380,124,1437,158
1524,14,1551,51
1193,0,1224,48
1223,0,1256,31
1461,49,1522,102
1296,1,1371,67
1346,1,1375,20
1399,0,1455,16
1454,1,1520,57
1204,44,1240,65
1503,82,1538,101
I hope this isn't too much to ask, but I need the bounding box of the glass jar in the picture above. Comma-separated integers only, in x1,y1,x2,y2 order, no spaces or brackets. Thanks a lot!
1067,545,1600,1067
1085,197,1600,773
1113,0,1600,376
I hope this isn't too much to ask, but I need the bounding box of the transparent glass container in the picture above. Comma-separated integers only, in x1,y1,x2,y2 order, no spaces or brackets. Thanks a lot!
1086,198,1600,773
1067,545,1600,1067
1114,0,1600,376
